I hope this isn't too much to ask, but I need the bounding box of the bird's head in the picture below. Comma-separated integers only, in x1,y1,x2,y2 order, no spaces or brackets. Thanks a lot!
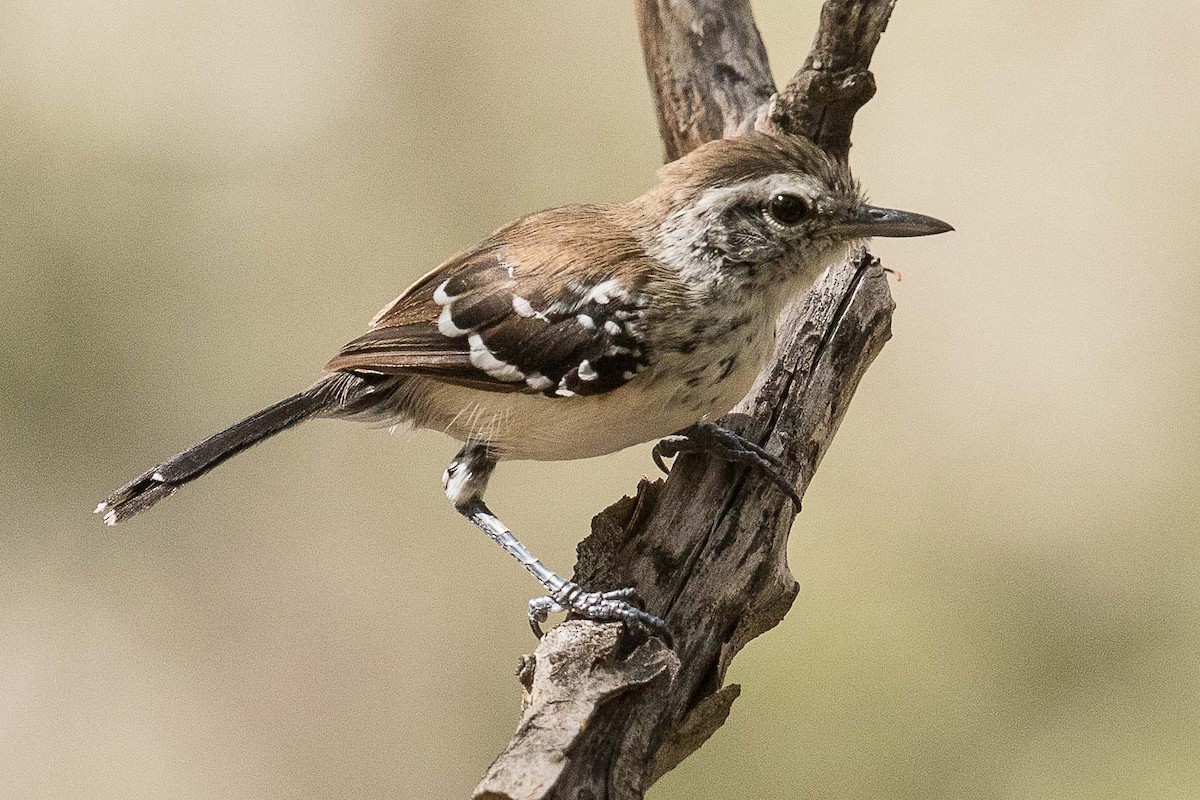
635,131,951,289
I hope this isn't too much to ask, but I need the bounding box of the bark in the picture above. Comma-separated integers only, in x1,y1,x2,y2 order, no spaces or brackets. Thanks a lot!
476,3,900,798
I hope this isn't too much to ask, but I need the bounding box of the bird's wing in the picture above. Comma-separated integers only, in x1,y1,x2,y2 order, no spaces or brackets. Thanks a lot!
324,206,658,397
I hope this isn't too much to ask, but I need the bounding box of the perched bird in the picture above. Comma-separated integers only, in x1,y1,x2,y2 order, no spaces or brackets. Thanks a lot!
96,131,951,639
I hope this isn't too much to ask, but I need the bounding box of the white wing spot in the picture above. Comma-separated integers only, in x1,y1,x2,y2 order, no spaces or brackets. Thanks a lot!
432,279,457,306
525,373,554,392
512,294,548,321
603,320,621,335
467,333,525,381
434,279,472,337
581,278,626,305
438,304,470,337
577,314,595,329
577,360,598,381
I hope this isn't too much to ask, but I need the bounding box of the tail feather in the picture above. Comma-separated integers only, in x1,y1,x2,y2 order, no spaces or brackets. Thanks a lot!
96,372,374,525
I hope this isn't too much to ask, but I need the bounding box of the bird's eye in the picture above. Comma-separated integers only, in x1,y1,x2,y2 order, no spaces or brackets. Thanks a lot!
765,193,810,226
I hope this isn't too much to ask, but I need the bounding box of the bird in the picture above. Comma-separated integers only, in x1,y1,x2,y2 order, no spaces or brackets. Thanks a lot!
95,130,951,640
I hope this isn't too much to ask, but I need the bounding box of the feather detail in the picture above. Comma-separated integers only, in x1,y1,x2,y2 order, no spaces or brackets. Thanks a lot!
325,205,666,398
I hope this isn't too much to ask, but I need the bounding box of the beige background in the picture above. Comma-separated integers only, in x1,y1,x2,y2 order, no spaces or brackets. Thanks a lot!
3,1,1199,798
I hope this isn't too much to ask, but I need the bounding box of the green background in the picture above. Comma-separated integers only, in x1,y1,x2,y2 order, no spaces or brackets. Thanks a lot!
3,1,1198,797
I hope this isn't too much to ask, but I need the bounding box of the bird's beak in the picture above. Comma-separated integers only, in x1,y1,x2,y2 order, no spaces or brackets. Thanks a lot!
831,205,954,239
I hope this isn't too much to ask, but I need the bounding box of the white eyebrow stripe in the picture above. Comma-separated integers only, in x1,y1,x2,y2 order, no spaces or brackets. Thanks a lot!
693,173,824,214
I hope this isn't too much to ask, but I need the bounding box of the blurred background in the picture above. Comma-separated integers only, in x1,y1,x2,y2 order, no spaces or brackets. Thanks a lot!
3,1,1198,797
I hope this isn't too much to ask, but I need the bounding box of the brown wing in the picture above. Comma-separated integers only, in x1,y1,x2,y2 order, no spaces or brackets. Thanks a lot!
325,205,658,397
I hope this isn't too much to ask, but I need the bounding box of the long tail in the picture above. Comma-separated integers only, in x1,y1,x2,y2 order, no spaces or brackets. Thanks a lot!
96,372,376,525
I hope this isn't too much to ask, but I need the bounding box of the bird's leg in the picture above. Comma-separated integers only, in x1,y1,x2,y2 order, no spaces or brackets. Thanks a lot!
653,422,803,510
443,442,670,642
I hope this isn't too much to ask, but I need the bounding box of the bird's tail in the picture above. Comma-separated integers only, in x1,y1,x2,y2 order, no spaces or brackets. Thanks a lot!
96,372,375,525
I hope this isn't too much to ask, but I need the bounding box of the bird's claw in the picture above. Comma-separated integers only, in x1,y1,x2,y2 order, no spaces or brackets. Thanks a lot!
652,423,802,511
651,439,682,475
528,583,671,646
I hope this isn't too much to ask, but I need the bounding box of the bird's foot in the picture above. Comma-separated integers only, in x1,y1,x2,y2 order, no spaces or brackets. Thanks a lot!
653,422,802,511
528,583,671,645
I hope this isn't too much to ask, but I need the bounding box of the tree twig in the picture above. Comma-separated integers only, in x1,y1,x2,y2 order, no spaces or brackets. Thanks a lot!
476,3,900,798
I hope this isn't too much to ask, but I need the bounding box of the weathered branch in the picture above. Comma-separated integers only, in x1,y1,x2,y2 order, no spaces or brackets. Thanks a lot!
770,0,896,162
476,3,900,798
635,0,775,162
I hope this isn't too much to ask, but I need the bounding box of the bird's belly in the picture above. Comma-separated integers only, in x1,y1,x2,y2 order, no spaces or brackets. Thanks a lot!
395,330,772,461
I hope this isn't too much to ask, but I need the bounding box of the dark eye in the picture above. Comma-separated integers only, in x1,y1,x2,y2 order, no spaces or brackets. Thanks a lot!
765,193,810,226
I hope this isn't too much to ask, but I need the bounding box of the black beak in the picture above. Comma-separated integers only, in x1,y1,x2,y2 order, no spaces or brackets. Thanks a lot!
831,205,954,238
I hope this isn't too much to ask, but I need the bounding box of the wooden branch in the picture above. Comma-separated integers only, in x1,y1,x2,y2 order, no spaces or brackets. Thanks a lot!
635,0,775,162
769,0,897,162
477,3,900,798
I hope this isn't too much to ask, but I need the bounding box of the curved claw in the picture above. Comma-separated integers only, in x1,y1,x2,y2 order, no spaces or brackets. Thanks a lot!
651,439,681,476
527,584,672,646
736,445,802,509
652,424,803,512
528,595,563,639
728,441,803,509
